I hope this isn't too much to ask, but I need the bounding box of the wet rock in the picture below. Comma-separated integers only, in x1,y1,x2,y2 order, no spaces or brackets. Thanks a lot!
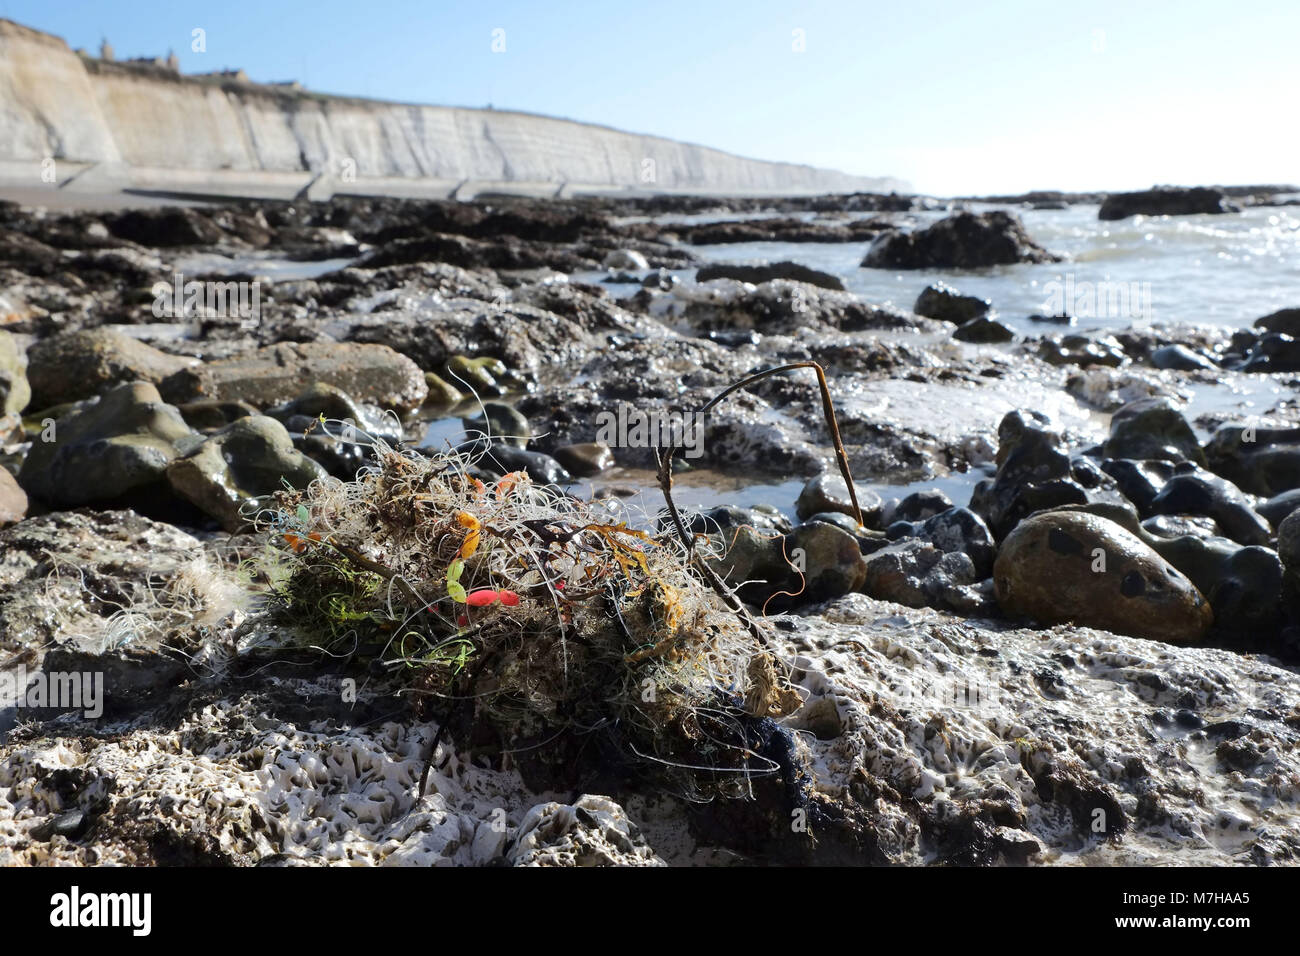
17,382,198,509
863,538,992,614
355,232,593,273
445,355,528,398
1259,488,1300,529
0,331,29,419
104,207,225,247
0,465,27,527
0,230,63,277
803,512,889,553
783,521,870,606
265,382,402,439
341,289,601,378
1150,344,1217,371
1054,499,1280,640
913,283,990,323
1150,534,1282,640
970,410,1124,538
1254,307,1300,337
1147,463,1270,546
1063,366,1178,413
1277,510,1300,622
1141,514,1221,539
889,489,954,523
1100,458,1176,514
160,342,427,412
470,444,572,485
706,522,866,611
30,810,88,843
887,507,996,577
954,316,1015,343
640,268,679,291
462,403,531,448
1104,397,1205,465
701,523,786,600
1241,332,1300,373
1225,329,1261,362
676,505,792,537
553,442,614,477
423,371,463,407
602,249,649,271
1047,497,1145,533
1203,424,1300,497
696,261,845,291
1207,546,1285,639
670,216,890,245
276,415,372,480
24,328,197,409
794,473,883,527
1098,187,1238,221
679,280,921,335
263,383,403,477
1038,334,1125,368
262,384,401,478
166,416,328,530
177,399,258,432
862,211,1059,269
993,511,1213,644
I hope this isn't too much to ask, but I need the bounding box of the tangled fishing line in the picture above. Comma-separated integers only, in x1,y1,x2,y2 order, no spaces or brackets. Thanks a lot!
240,361,861,804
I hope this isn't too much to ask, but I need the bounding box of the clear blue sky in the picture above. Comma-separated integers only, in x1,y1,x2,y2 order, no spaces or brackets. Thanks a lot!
2,0,1295,195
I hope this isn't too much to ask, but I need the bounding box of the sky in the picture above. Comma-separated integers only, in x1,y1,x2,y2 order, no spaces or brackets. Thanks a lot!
1,0,1295,195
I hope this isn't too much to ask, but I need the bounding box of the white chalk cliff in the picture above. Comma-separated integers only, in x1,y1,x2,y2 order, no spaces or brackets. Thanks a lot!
0,19,904,199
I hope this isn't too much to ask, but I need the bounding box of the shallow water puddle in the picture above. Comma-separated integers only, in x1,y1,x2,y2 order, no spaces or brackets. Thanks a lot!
171,252,357,280
581,465,992,529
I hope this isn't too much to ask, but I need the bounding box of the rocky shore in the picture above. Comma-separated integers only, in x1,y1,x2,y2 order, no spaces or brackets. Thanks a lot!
2,189,1300,866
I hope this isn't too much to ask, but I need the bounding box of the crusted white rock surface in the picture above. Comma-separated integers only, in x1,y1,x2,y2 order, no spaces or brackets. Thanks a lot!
2,514,1298,866
780,594,1300,865
0,684,663,866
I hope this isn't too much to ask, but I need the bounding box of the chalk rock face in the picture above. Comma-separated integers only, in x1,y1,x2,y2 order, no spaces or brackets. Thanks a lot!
993,511,1213,644
507,795,663,866
3,527,1299,865
780,594,1300,865
0,20,900,195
